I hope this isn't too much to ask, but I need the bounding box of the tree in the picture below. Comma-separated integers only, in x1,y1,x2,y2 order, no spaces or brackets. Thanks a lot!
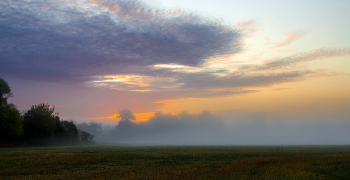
53,117,79,142
88,121,103,136
76,121,103,137
0,103,23,143
118,109,136,122
54,116,65,140
114,109,137,139
0,78,22,144
61,120,79,141
22,103,56,142
0,78,12,106
79,130,94,142
116,109,136,131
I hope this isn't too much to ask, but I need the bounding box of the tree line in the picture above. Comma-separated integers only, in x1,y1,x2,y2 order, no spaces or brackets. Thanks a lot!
0,78,94,146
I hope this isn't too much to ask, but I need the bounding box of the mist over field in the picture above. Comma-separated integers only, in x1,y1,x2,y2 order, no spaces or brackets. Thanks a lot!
76,110,350,145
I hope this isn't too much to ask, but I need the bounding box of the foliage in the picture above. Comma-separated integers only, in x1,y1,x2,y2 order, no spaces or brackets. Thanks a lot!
79,130,95,142
0,78,22,144
118,109,135,121
54,118,79,142
53,116,65,140
0,78,12,106
1,146,350,179
22,103,56,142
0,103,23,143
61,120,79,141
115,109,136,133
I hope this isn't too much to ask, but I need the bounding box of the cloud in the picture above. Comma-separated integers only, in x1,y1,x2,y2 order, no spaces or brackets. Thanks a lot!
1,0,349,102
236,21,265,38
0,0,241,82
270,31,307,48
84,47,350,100
240,48,350,71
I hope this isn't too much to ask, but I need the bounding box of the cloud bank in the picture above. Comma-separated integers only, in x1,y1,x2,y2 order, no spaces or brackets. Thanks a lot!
1,0,349,101
0,0,241,82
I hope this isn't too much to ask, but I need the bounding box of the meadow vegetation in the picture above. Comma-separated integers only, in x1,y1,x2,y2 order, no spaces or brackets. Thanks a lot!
1,145,350,179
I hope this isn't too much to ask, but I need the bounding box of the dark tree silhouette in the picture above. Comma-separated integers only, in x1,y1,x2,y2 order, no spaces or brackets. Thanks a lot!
0,78,23,144
79,130,95,142
22,103,56,143
0,103,23,143
61,120,79,141
116,109,136,132
0,78,12,106
54,116,65,140
54,117,79,142
118,109,136,122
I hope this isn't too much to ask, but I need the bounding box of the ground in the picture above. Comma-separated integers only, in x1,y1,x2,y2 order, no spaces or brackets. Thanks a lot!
1,145,350,179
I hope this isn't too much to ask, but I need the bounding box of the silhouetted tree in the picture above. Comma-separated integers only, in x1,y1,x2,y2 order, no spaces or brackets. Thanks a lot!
54,116,65,140
0,78,12,106
54,116,79,142
115,109,136,132
22,103,56,143
0,104,23,143
0,78,23,144
118,109,136,122
79,130,95,142
61,120,79,141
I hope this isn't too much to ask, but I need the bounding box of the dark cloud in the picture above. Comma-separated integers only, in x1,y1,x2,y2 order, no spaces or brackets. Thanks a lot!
0,0,241,82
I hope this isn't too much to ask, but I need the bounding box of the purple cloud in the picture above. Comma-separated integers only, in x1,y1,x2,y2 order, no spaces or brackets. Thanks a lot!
0,0,242,82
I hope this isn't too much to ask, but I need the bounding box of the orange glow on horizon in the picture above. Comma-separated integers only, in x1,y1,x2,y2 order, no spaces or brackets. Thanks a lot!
90,112,156,122
134,112,156,122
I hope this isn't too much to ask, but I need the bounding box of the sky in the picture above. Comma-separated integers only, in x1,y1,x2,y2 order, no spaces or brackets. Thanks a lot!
1,0,350,144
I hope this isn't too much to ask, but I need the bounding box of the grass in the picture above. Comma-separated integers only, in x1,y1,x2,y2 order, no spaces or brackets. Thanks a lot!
1,145,350,179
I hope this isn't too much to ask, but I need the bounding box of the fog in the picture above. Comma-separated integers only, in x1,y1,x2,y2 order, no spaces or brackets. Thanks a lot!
76,110,350,145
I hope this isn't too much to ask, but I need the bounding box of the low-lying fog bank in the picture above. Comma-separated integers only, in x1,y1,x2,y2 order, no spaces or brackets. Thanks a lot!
76,110,350,145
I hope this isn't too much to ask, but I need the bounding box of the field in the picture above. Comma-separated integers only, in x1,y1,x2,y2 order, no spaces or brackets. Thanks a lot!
1,145,350,179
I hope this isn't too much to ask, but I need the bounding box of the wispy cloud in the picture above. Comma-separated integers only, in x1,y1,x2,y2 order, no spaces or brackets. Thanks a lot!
86,47,349,99
270,31,307,48
240,48,350,71
236,21,265,38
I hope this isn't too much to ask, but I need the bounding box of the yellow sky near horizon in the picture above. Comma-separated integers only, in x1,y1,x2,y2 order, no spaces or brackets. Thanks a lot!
90,73,350,122
158,74,350,117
